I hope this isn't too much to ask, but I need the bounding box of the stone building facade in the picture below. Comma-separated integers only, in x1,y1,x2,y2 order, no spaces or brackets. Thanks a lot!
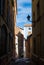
17,32,24,58
32,0,44,64
0,0,16,65
25,34,32,58
15,26,24,58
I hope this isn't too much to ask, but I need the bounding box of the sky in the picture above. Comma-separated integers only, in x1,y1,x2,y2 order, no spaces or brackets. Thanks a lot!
16,0,32,29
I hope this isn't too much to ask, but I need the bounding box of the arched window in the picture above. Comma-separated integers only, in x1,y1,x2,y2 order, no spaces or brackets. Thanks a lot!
0,0,5,16
9,33,13,52
0,25,7,57
0,0,1,15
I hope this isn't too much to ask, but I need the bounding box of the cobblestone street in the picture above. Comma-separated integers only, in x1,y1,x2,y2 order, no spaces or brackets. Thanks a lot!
8,58,36,65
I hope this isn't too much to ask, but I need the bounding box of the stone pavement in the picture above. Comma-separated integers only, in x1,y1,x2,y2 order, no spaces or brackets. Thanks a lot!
8,58,36,65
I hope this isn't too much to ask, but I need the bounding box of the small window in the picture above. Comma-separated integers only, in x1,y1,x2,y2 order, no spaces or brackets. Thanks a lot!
11,0,14,6
1,25,7,57
29,27,31,30
37,1,40,20
7,1,10,27
33,37,36,54
0,0,1,15
0,0,5,16
33,12,35,27
37,35,41,55
32,0,34,2
0,0,6,16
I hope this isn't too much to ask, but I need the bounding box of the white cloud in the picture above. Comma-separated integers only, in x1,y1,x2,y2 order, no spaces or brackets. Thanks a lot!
17,0,32,8
16,17,27,23
18,8,32,14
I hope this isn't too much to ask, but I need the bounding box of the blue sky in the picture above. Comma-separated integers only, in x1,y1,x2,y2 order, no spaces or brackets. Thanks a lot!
16,0,32,29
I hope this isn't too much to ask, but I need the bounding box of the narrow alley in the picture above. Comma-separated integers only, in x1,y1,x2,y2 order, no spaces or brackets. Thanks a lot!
0,0,44,65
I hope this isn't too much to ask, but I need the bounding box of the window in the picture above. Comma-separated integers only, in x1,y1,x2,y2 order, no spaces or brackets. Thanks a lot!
32,0,34,1
37,1,40,20
9,33,13,52
0,25,7,57
0,0,5,16
6,1,10,27
11,0,14,6
33,38,36,54
7,8,10,26
33,12,35,27
29,27,31,30
2,0,5,16
37,35,41,55
9,34,11,52
0,0,1,15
